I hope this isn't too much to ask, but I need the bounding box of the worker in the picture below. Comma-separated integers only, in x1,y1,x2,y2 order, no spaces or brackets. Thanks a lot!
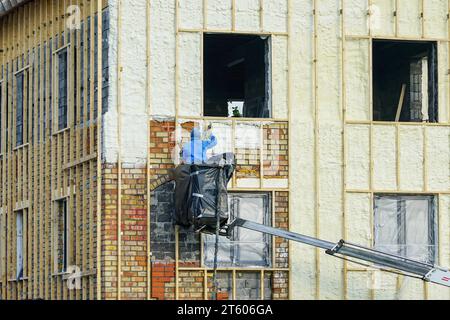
182,126,218,164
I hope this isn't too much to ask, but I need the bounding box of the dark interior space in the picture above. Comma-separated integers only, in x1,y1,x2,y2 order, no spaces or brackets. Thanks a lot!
204,33,271,118
373,40,438,122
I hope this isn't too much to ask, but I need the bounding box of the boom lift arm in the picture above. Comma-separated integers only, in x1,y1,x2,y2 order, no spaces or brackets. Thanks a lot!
225,218,450,288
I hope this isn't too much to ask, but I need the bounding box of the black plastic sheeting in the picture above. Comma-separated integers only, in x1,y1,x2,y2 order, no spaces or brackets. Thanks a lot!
174,161,235,234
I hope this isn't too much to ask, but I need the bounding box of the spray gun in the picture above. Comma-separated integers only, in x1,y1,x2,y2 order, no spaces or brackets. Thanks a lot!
204,123,213,140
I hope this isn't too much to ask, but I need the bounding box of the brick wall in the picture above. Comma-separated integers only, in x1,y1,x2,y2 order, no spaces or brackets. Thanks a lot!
263,123,289,178
275,191,289,269
120,164,148,299
102,164,119,299
149,120,176,188
101,163,148,300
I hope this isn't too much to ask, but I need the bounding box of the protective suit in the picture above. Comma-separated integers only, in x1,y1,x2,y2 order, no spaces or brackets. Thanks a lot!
182,128,218,164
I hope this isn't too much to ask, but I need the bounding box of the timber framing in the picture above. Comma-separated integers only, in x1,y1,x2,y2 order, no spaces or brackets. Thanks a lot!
0,0,107,300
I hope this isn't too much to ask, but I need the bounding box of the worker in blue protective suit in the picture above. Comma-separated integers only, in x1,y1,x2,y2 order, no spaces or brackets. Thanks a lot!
182,126,218,164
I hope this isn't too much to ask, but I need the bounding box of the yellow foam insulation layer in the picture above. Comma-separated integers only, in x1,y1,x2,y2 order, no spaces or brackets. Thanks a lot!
272,35,289,119
178,32,202,118
370,0,395,37
373,125,397,191
346,125,370,190
398,126,424,191
344,0,368,36
178,0,203,30
317,0,344,300
235,0,261,32
429,195,450,299
347,272,371,300
346,193,371,246
438,41,449,123
398,276,426,300
397,0,421,38
150,0,176,117
426,127,450,192
423,0,448,39
206,0,232,30
345,39,370,121
290,0,316,300
263,0,288,33
372,272,398,300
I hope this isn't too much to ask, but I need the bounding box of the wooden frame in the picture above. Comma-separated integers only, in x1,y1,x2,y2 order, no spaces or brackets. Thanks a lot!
0,0,106,300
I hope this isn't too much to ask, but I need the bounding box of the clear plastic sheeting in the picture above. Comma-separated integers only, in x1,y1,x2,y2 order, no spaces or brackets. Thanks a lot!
204,193,271,267
374,195,437,264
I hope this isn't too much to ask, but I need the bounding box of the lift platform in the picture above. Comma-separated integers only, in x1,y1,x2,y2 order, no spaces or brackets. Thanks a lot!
225,218,450,288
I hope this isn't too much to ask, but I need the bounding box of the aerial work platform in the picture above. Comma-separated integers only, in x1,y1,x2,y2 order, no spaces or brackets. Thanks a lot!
226,218,450,288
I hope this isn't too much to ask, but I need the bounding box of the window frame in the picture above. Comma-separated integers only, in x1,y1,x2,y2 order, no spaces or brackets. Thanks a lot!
371,39,439,124
14,66,30,148
53,44,70,134
53,198,69,274
15,209,26,281
202,33,273,120
202,192,272,268
373,194,438,265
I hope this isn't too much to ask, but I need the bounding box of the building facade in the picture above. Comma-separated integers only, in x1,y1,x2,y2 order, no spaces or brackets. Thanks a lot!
0,0,449,300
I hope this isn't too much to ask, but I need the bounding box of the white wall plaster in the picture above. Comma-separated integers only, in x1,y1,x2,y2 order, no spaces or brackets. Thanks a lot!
119,0,148,164
103,0,148,165
178,32,202,118
371,0,395,37
438,42,449,123
344,0,368,36
423,0,448,39
346,125,370,190
398,126,424,191
150,0,176,117
262,0,288,33
397,0,421,38
206,0,232,30
178,0,203,30
347,272,371,300
373,125,397,190
345,39,370,121
346,193,371,246
262,178,288,189
235,0,261,32
289,0,316,300
316,0,344,300
103,0,119,163
271,35,288,119
426,127,450,192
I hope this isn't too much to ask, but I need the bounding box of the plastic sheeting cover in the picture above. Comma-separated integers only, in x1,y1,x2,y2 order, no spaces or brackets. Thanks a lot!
374,195,437,264
174,157,235,233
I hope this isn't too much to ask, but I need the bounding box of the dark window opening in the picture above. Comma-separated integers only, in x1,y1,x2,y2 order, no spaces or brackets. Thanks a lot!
57,48,68,131
16,72,24,146
373,40,438,122
204,34,271,118
56,198,68,273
